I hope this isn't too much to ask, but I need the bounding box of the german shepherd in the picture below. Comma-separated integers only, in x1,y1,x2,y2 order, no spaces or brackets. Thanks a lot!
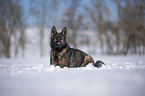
50,26,105,68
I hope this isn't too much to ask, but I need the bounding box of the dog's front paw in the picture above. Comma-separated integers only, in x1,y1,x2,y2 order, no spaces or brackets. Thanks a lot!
94,60,105,68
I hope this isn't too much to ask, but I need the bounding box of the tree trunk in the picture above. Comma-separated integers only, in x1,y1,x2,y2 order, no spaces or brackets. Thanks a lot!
39,28,44,57
4,39,11,58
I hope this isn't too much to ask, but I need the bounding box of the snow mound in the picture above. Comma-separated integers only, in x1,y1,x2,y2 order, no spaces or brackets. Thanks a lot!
0,56,145,76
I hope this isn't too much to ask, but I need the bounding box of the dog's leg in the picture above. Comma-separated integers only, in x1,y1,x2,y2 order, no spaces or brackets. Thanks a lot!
81,56,94,67
50,58,57,67
50,53,57,67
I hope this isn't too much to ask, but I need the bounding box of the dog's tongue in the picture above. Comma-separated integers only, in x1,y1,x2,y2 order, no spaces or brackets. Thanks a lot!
57,42,61,45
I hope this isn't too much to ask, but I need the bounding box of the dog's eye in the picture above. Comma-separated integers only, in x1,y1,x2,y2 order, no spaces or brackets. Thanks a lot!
61,37,64,40
54,38,56,42
61,39,64,43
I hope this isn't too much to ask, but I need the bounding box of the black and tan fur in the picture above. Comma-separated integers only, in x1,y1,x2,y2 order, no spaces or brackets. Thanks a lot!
50,26,105,68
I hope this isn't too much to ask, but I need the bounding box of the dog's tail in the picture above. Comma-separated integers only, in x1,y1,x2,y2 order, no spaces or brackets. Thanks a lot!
83,56,105,68
93,60,105,68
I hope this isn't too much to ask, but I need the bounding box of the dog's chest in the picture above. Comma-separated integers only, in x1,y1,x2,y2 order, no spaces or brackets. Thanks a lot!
52,51,68,68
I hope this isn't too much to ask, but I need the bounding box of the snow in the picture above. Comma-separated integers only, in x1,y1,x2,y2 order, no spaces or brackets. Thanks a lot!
0,55,145,96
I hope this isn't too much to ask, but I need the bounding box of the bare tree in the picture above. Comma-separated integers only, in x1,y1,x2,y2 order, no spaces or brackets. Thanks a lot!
85,0,115,55
30,0,60,57
61,0,82,48
116,0,145,55
0,0,22,57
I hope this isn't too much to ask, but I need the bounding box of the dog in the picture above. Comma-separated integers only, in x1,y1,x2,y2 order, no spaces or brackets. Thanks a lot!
50,26,105,68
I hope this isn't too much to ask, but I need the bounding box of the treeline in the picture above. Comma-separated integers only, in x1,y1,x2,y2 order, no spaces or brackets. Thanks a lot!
85,0,145,55
0,0,25,57
0,0,145,57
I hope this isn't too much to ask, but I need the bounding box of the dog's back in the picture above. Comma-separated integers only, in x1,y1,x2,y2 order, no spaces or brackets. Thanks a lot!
63,47,92,67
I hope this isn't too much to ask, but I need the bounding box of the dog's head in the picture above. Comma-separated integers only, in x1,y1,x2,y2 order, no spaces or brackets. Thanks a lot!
50,26,67,51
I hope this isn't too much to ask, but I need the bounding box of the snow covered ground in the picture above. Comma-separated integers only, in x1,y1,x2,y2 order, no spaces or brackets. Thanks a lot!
0,55,145,96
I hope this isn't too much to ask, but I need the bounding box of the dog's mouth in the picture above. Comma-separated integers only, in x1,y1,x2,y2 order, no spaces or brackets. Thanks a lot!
57,42,61,45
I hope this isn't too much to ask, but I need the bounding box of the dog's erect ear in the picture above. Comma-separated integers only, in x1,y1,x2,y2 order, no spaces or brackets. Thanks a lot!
51,26,57,36
61,27,67,36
